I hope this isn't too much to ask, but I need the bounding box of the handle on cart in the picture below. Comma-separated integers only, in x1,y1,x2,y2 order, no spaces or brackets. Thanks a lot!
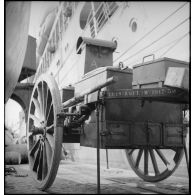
142,54,155,63
62,76,117,108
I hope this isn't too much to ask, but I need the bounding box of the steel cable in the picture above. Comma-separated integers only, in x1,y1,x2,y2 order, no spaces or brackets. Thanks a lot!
121,17,189,63
113,2,188,64
160,32,189,57
124,31,189,67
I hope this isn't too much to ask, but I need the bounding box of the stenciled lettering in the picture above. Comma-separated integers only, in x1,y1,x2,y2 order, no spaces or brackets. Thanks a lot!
106,88,177,98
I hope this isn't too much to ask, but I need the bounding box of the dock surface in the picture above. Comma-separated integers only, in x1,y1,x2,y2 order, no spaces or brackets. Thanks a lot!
5,159,189,194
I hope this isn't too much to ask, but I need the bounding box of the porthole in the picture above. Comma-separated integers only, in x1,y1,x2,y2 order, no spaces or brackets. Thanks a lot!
129,18,138,32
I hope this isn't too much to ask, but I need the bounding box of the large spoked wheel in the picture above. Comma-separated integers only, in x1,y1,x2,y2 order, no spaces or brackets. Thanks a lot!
125,147,184,182
27,74,63,190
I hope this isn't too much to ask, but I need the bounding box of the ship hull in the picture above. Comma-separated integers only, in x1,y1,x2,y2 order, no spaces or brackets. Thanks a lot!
5,2,31,102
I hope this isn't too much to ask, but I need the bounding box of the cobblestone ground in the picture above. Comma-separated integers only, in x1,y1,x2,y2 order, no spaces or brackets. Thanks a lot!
5,159,189,194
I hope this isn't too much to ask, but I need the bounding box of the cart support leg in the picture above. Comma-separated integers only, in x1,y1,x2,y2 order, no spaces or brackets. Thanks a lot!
96,98,101,194
106,149,109,169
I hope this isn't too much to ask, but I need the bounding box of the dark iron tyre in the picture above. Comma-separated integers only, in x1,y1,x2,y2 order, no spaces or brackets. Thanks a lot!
125,147,184,182
27,74,63,190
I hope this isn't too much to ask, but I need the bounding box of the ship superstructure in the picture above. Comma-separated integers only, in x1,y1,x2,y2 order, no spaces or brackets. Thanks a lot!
34,2,189,89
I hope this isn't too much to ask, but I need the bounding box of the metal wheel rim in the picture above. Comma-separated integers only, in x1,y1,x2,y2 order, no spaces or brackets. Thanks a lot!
125,147,184,182
27,74,63,190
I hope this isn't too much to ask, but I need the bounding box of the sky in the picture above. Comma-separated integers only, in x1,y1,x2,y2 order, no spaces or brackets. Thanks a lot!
5,99,23,132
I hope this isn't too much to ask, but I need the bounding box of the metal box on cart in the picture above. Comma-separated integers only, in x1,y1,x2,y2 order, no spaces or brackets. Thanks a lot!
132,57,189,89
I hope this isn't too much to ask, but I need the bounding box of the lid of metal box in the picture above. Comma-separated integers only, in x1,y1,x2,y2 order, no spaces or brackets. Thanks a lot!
81,66,132,81
133,57,189,69
77,36,117,54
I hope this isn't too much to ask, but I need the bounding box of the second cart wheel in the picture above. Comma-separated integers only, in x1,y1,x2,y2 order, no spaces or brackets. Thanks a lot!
27,74,63,190
125,147,184,182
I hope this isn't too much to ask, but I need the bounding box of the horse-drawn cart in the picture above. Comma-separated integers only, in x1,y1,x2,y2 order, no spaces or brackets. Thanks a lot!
27,37,189,190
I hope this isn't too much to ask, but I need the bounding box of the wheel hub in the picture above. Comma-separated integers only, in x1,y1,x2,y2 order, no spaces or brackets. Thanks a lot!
41,122,47,139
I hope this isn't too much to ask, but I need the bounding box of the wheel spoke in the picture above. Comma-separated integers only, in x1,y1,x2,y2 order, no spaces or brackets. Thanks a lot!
29,114,42,125
37,86,43,115
149,149,160,175
37,143,43,180
144,149,149,175
29,139,41,156
128,149,135,155
45,138,52,169
155,149,170,166
32,97,41,115
171,148,178,153
46,124,54,134
42,81,45,119
33,143,42,172
42,142,48,180
135,149,143,168
44,84,48,117
46,102,53,123
46,133,54,149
